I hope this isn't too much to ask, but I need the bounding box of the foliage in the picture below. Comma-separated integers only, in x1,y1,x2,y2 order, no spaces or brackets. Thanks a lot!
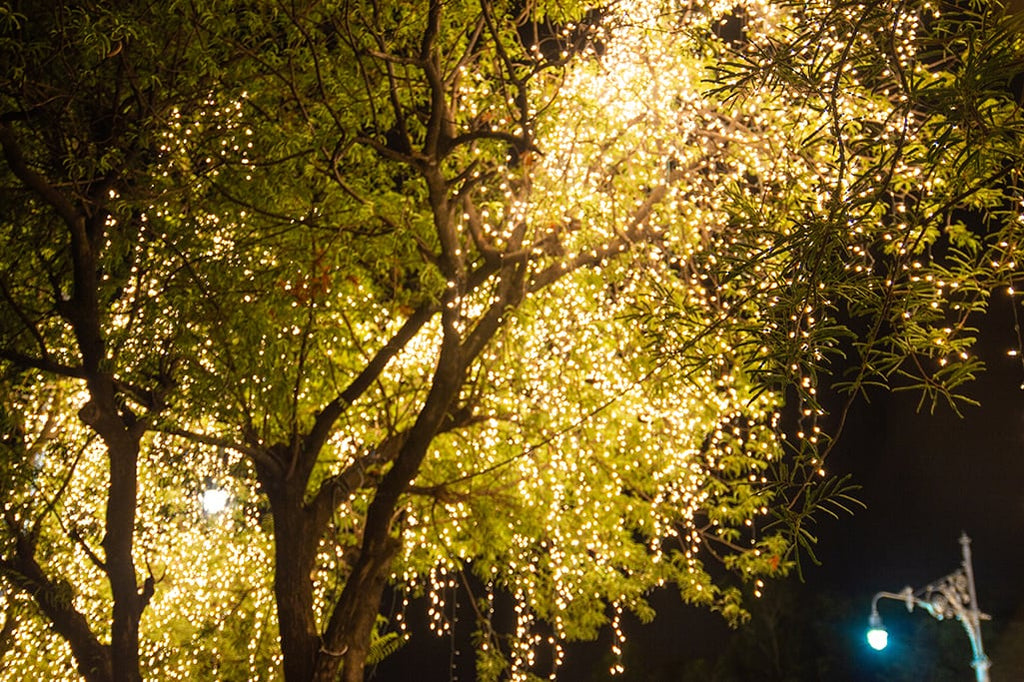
0,0,1022,680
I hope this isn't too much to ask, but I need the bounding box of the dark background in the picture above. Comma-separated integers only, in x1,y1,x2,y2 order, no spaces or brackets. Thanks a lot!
374,291,1024,681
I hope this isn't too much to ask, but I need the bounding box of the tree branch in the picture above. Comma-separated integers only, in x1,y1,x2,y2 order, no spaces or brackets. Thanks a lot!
300,301,437,473
150,423,273,468
420,0,452,160
0,123,82,233
306,433,406,540
0,276,53,361
0,348,86,379
527,175,677,293
0,526,112,682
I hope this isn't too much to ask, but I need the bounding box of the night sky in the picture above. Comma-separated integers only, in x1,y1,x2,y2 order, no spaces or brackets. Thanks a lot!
808,289,1024,677
373,291,1024,681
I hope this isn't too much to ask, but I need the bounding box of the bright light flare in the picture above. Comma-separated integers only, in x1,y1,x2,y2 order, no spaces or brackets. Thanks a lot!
200,487,230,515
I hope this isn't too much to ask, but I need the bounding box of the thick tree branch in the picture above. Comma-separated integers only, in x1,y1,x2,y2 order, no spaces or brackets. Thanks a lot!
444,128,540,158
318,340,465,681
305,433,406,540
0,124,82,233
353,134,416,164
463,260,528,362
0,277,52,360
0,348,86,380
0,348,166,416
301,301,437,475
421,0,453,160
0,524,112,682
460,194,501,264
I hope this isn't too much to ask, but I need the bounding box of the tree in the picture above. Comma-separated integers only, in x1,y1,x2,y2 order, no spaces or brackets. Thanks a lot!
1,0,1022,681
0,3,237,680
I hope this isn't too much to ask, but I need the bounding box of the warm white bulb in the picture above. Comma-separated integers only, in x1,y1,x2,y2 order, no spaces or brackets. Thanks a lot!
201,487,230,514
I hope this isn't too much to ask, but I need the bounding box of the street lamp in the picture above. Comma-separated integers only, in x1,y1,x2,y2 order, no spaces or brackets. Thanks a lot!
866,610,887,651
867,533,991,682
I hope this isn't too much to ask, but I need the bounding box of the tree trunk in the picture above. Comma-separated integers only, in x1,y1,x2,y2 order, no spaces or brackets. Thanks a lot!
312,532,400,682
258,464,322,682
2,77,151,682
80,396,145,682
312,341,467,681
106,444,143,682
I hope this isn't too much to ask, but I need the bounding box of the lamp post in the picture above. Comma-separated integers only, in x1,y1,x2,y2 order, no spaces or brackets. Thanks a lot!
867,533,990,682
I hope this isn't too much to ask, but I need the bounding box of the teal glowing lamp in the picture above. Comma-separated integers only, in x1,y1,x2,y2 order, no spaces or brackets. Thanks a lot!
864,535,991,682
866,610,888,651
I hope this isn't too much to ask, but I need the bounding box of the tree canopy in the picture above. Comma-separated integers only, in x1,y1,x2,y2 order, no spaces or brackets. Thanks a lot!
1,0,1022,680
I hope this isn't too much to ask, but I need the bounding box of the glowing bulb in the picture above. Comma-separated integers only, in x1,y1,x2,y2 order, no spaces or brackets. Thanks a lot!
201,487,230,514
867,612,888,650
